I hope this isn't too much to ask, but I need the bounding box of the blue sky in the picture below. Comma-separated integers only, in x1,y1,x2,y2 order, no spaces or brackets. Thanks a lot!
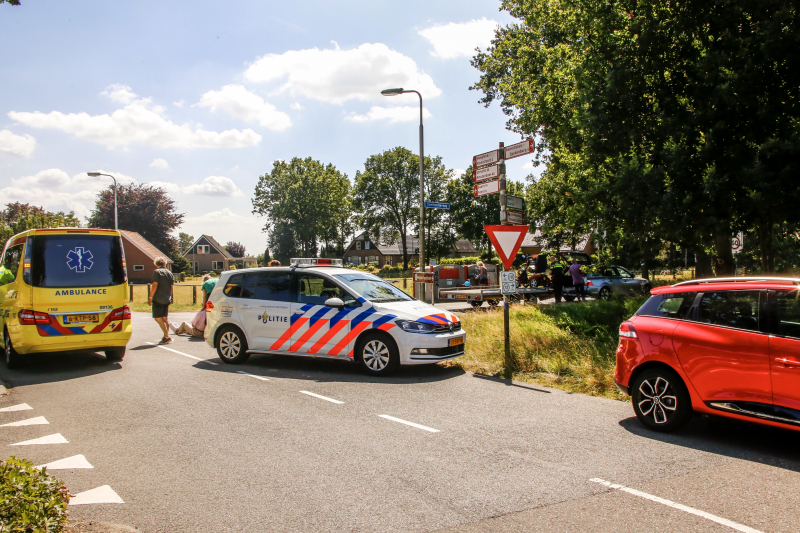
0,0,540,254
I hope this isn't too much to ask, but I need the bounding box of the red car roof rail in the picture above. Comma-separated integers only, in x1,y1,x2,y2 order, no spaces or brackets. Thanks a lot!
673,277,800,287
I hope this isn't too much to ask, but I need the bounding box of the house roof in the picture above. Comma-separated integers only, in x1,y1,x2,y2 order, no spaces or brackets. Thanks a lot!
183,234,234,259
377,235,420,256
119,230,173,263
454,239,478,253
520,230,592,251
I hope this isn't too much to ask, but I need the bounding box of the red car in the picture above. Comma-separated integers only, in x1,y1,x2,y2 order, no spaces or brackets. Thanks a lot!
615,277,800,432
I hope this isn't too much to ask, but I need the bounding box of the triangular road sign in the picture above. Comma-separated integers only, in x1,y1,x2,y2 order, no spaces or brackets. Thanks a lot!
484,225,529,270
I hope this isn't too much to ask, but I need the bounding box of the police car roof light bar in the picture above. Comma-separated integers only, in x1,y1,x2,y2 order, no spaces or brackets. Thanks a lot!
289,258,344,268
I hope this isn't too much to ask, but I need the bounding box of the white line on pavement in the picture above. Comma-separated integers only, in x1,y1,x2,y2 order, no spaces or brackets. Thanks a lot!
0,403,33,413
379,415,440,433
145,342,219,365
299,391,344,404
10,433,69,446
589,478,764,533
237,371,269,381
69,485,124,505
0,416,48,427
36,454,94,470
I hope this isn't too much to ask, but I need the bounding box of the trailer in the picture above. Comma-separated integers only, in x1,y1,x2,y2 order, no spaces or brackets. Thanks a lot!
438,285,550,307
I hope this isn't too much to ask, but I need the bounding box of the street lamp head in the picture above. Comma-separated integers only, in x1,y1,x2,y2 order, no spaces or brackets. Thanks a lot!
381,88,404,96
87,172,102,176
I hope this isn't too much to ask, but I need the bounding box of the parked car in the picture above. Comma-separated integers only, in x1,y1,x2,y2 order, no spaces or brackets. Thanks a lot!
615,277,800,433
581,265,652,301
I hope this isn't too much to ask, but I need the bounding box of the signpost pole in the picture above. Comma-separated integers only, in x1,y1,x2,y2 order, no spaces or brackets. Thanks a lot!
497,142,513,378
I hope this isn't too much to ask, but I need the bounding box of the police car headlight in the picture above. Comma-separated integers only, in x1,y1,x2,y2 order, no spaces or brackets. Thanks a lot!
395,319,437,333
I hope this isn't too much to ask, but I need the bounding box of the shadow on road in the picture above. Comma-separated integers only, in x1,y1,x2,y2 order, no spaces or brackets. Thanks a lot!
191,352,466,385
619,414,800,472
0,351,122,389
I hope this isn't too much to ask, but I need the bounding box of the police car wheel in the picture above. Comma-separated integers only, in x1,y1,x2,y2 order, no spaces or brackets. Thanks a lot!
4,330,19,369
105,347,125,361
356,332,398,376
216,326,250,364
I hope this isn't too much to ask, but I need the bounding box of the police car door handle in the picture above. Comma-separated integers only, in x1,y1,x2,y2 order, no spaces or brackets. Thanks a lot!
293,310,305,314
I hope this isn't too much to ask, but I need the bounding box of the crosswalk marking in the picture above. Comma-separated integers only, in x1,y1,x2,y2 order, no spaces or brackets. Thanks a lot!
1,416,49,427
10,433,69,446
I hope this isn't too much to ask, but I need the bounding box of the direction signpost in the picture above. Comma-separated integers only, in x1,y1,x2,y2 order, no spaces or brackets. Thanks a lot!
474,179,500,197
424,201,450,209
506,209,525,225
473,164,504,182
500,271,517,295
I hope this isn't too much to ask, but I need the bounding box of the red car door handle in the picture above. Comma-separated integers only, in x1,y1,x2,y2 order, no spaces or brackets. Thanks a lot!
775,357,800,368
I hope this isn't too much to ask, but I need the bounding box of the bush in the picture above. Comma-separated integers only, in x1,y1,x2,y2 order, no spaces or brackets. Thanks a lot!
1,456,70,532
439,256,489,266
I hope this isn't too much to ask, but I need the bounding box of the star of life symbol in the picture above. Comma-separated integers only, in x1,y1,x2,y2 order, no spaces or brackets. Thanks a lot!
66,247,94,273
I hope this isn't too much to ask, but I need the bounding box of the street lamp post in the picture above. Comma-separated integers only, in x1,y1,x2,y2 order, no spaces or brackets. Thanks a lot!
381,87,426,300
87,172,118,230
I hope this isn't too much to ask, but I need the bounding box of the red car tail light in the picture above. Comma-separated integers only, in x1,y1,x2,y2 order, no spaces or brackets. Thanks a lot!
206,301,214,311
586,280,594,286
619,322,638,338
19,310,51,325
109,305,131,320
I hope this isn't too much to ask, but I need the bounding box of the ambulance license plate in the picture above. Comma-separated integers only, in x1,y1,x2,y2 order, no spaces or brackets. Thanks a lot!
449,337,464,347
65,314,99,324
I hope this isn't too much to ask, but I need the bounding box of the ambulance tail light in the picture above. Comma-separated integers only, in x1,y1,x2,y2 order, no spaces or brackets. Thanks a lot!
110,305,131,320
19,310,51,325
206,301,214,311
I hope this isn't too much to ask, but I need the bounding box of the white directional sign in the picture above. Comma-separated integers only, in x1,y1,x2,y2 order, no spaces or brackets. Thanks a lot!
503,139,535,160
473,164,504,182
474,179,500,197
501,271,517,295
507,195,524,210
506,209,525,225
473,149,501,168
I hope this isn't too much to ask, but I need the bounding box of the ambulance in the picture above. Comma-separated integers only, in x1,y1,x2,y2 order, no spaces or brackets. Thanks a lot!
0,228,132,368
205,258,466,375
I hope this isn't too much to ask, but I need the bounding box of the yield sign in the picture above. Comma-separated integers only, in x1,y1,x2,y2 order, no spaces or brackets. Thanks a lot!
484,225,529,270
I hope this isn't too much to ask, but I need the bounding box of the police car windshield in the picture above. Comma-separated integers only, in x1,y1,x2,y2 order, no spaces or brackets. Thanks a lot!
333,273,412,302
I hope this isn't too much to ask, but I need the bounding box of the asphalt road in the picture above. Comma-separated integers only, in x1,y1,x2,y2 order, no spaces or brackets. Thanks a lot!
1,312,799,532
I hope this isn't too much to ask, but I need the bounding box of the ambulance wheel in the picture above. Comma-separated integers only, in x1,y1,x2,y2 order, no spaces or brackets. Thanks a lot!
216,326,250,364
356,332,399,376
105,347,126,361
4,329,20,369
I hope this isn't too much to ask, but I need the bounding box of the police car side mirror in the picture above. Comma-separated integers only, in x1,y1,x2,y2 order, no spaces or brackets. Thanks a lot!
324,297,345,309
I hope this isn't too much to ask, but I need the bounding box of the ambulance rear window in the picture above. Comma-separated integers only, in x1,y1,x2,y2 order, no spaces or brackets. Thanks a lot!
29,234,126,288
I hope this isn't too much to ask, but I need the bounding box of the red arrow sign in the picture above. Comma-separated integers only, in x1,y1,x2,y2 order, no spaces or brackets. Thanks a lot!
484,225,529,270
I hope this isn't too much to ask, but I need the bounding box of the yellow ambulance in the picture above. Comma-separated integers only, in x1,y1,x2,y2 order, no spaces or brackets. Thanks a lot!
0,228,132,368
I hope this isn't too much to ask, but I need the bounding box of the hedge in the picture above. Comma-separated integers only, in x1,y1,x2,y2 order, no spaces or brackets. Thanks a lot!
1,456,70,532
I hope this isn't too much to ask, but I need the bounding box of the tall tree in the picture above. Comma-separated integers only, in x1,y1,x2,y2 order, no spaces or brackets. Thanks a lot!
178,232,194,253
253,157,350,257
421,156,458,261
0,203,81,246
225,241,246,258
88,183,185,256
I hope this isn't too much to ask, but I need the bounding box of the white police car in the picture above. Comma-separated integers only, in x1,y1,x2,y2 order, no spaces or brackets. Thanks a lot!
205,258,465,375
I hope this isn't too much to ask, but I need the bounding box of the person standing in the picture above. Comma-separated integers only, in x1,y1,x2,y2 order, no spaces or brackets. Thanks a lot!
568,259,586,301
549,255,565,303
148,256,174,344
475,261,489,286
201,273,217,306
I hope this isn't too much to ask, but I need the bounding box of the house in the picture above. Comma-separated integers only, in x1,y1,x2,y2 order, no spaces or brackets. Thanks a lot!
343,232,479,267
183,234,235,273
119,230,173,283
519,230,596,258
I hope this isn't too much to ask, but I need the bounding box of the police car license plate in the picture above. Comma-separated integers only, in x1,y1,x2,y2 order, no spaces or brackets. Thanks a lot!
449,337,464,347
65,314,99,324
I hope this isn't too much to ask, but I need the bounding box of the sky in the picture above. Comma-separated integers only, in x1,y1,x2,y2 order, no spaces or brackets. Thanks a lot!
0,0,542,255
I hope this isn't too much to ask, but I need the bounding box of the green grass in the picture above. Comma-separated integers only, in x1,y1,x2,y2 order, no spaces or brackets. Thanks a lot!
442,296,648,399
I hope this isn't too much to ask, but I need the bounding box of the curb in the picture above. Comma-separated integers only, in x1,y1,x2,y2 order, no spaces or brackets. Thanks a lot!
0,384,7,395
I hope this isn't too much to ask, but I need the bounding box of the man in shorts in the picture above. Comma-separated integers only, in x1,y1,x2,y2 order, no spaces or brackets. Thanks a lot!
148,256,174,344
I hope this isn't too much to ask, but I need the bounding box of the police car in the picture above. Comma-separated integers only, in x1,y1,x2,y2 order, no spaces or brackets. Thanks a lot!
205,258,465,375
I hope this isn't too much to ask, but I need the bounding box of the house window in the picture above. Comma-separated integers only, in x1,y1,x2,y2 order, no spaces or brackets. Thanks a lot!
356,241,362,250
385,257,392,266
348,256,362,266
197,245,210,254
365,241,370,249
212,261,224,270
133,265,145,271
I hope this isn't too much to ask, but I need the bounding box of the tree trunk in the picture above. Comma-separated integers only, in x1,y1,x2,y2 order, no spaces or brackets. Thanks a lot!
696,248,713,279
757,223,774,274
714,228,735,277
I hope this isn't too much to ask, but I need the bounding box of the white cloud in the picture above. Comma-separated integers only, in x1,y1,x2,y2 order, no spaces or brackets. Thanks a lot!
290,102,303,110
453,168,466,179
11,168,70,188
183,176,243,197
348,105,432,123
243,43,441,104
229,165,240,172
196,84,291,131
0,130,36,157
8,100,262,150
418,18,499,59
173,99,185,108
100,84,138,104
150,158,169,169
147,180,181,194
183,208,267,255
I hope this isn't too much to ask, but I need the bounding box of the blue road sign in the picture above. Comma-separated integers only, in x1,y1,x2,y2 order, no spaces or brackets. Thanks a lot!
424,201,450,209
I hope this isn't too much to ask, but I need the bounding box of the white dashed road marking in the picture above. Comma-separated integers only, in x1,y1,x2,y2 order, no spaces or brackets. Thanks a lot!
69,485,124,505
36,454,94,470
0,403,33,413
145,342,219,365
589,478,764,533
10,433,69,446
379,415,440,433
299,391,344,404
237,371,269,381
0,416,49,427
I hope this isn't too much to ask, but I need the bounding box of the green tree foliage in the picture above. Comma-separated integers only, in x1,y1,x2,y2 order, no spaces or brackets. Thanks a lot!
473,0,800,276
0,0,21,5
178,232,194,253
446,168,523,260
253,157,351,257
421,156,459,261
0,203,81,247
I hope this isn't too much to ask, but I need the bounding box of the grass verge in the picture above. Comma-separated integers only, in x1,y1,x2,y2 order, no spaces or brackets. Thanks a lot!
442,297,647,399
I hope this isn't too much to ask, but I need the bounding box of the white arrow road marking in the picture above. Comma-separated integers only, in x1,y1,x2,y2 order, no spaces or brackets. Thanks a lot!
0,403,33,413
237,371,269,381
145,342,219,365
589,478,763,533
69,485,124,505
36,454,93,470
379,415,439,433
1,416,49,427
299,391,344,404
10,433,69,446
